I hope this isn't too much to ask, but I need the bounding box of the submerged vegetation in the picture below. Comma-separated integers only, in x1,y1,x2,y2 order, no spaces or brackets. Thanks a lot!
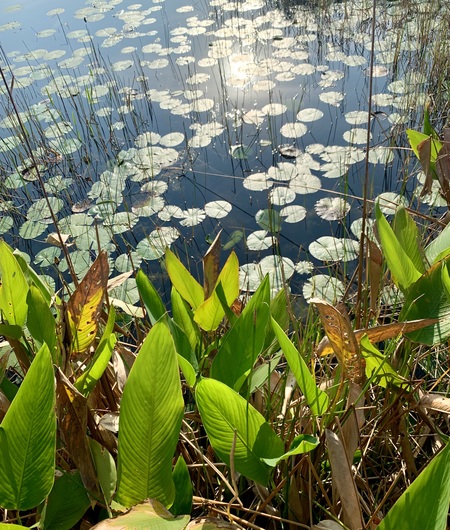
0,0,450,528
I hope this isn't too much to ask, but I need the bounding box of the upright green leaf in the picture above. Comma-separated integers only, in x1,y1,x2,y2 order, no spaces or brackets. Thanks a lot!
43,471,90,530
171,288,201,352
136,269,166,325
89,438,117,506
406,129,442,162
116,322,184,508
194,251,239,332
196,378,284,485
210,275,270,391
0,344,56,510
0,240,28,327
271,317,329,416
27,285,57,358
400,258,450,345
425,223,450,264
165,248,204,310
392,207,425,274
360,335,409,390
377,442,450,530
171,457,193,516
375,203,422,292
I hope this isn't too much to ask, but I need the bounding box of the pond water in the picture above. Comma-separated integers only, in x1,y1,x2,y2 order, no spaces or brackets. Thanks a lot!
0,0,448,307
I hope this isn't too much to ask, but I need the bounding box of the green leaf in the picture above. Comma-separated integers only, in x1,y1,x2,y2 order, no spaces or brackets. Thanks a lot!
210,275,270,391
43,471,90,530
89,438,117,506
26,285,57,358
116,322,184,508
0,240,28,327
271,317,329,416
400,258,450,345
375,203,422,292
75,308,116,397
90,499,190,530
194,252,239,332
392,207,425,274
425,223,450,265
14,251,54,306
406,129,442,163
0,343,56,510
171,288,201,352
136,269,166,325
196,378,284,485
165,248,204,310
377,442,450,530
360,335,410,390
177,354,196,388
262,434,319,466
171,457,193,516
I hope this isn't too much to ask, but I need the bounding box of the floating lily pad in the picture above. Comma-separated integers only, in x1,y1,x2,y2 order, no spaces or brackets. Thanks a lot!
309,236,359,262
314,197,351,220
376,192,408,214
204,200,232,219
280,205,307,223
303,274,345,303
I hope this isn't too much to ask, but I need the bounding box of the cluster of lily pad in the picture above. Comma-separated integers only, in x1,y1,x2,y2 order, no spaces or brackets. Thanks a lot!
0,0,447,306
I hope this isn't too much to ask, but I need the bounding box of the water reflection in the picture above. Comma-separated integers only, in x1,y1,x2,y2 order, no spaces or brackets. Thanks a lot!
0,0,447,303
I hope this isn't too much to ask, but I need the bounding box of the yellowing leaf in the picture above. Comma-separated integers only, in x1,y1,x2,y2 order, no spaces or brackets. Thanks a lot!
66,252,109,356
311,298,364,384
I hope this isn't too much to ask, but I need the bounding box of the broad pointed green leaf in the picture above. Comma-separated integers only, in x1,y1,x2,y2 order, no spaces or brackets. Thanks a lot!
375,203,421,292
43,470,90,530
171,457,193,516
136,270,166,325
377,442,450,530
0,240,28,327
400,258,450,345
27,285,57,358
0,344,56,510
426,222,450,264
165,248,203,309
392,207,425,274
262,434,319,466
89,438,117,506
360,335,409,389
210,275,270,391
406,129,442,162
116,322,184,508
271,317,329,415
196,378,284,485
171,288,201,352
194,251,239,331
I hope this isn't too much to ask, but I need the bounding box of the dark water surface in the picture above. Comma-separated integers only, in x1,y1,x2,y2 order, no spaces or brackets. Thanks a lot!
0,0,447,304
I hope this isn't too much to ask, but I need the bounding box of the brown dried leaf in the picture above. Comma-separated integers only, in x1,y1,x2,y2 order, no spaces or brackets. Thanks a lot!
107,270,133,291
311,298,364,384
325,429,363,530
340,383,365,464
419,393,450,414
203,230,222,300
56,369,100,496
417,137,433,196
46,232,72,247
317,318,438,357
66,252,109,356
